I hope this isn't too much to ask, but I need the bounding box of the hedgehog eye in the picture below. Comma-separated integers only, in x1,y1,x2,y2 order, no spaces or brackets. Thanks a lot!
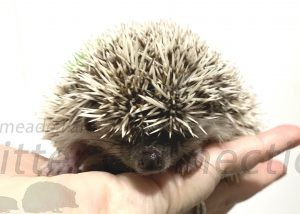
84,118,97,132
84,101,99,132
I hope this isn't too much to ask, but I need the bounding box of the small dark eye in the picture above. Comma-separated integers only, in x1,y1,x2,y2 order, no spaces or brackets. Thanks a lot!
84,118,97,132
84,101,99,132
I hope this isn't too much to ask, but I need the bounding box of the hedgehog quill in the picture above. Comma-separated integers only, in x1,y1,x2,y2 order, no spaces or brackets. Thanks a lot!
40,21,258,176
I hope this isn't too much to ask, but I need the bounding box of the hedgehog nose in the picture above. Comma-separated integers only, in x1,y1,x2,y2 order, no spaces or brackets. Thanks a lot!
138,150,163,171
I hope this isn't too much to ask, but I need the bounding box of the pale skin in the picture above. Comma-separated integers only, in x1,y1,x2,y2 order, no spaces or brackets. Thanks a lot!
0,125,299,213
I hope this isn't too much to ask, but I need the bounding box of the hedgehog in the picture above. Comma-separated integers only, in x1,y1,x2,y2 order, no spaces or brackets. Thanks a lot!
40,21,258,176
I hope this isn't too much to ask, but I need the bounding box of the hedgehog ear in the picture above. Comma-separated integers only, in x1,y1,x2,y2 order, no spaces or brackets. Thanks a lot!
84,117,97,132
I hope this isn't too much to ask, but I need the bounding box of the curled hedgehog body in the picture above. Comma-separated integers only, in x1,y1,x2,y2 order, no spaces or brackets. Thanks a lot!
41,21,258,176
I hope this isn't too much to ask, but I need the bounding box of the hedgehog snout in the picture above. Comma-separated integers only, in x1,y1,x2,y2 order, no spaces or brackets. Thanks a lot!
132,145,170,174
137,147,163,171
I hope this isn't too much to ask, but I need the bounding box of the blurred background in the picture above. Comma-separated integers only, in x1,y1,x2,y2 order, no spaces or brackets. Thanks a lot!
0,0,299,213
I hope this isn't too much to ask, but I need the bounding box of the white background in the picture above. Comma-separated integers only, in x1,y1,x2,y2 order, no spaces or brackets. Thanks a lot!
0,0,299,213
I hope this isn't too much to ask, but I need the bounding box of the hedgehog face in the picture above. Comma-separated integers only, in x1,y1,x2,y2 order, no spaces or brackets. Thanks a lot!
89,129,200,174
83,105,205,174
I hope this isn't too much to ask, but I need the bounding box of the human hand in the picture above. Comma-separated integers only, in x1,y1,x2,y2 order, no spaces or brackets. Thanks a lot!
0,125,299,213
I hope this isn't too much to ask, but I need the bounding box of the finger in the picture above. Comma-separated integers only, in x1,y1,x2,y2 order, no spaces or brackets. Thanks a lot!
205,125,300,174
206,160,286,214
0,145,48,176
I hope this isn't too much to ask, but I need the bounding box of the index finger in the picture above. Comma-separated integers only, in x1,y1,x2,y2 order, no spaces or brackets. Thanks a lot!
206,124,300,174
